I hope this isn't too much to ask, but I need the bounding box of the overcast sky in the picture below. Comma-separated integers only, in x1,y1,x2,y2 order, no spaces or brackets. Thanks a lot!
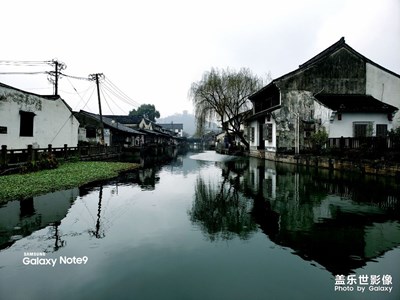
1,0,399,118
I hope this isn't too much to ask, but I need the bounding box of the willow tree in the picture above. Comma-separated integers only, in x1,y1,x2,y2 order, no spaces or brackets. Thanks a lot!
190,67,263,149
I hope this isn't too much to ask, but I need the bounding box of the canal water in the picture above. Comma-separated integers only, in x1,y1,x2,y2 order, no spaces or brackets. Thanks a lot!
0,150,399,300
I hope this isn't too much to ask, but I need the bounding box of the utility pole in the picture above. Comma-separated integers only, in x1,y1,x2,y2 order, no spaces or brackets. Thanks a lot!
89,73,105,145
48,59,66,96
55,61,59,95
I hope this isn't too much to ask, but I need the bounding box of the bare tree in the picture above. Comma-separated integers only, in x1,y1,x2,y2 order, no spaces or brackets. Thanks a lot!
190,67,264,149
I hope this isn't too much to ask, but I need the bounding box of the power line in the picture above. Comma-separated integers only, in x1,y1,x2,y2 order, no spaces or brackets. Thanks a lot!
0,61,143,115
79,85,97,112
63,76,96,111
101,83,136,107
100,85,127,114
103,77,141,107
102,79,132,103
0,71,49,75
100,87,115,115
59,72,90,81
0,60,50,66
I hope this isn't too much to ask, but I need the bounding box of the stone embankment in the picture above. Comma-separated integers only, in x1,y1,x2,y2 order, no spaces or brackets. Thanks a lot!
275,154,400,177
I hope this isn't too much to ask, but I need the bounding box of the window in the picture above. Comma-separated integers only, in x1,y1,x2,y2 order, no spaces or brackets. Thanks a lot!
19,111,35,137
0,126,7,134
250,127,255,143
353,122,372,137
263,123,273,142
376,124,388,137
86,127,97,138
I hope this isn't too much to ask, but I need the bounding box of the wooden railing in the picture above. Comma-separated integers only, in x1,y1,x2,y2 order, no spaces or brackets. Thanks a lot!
0,144,122,168
327,136,400,150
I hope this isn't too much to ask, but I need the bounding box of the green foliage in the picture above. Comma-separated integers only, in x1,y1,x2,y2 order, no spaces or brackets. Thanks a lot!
389,127,400,137
310,127,328,150
21,153,59,173
0,161,139,202
129,104,160,121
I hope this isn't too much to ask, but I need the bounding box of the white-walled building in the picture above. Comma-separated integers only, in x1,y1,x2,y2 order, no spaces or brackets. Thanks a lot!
314,94,397,138
247,37,400,158
0,82,79,149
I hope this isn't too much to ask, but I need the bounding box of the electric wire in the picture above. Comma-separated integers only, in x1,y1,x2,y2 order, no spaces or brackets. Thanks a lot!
0,60,51,66
1,61,144,117
103,77,141,107
100,87,115,115
0,71,49,75
49,113,77,145
100,85,127,114
79,85,97,112
101,79,135,105
101,83,138,109
49,84,96,144
64,76,94,110
59,72,90,81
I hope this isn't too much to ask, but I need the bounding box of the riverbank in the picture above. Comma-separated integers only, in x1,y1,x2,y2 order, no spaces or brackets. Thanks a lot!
0,161,140,203
274,154,400,178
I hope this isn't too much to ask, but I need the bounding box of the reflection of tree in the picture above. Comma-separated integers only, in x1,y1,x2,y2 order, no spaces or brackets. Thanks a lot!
189,174,257,241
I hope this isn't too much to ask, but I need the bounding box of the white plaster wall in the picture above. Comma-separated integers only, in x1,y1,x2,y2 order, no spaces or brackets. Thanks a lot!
329,112,393,138
248,119,259,149
264,167,277,199
366,63,400,128
248,157,261,190
0,86,79,149
264,119,276,152
248,117,276,152
313,100,333,133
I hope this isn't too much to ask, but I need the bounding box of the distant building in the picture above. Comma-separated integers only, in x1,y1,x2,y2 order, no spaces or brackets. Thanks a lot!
103,115,177,146
75,111,145,147
0,82,79,149
158,123,184,137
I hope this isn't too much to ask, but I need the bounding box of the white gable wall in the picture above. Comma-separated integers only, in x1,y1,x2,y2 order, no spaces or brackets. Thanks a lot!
0,86,79,149
366,63,400,128
248,119,259,150
314,100,333,133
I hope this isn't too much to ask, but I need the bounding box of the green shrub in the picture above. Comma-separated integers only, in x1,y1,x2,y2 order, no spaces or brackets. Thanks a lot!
310,127,328,152
21,153,59,174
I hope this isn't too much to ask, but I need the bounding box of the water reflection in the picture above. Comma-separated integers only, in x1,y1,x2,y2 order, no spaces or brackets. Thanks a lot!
0,150,399,300
189,154,400,275
189,168,257,241
0,189,78,251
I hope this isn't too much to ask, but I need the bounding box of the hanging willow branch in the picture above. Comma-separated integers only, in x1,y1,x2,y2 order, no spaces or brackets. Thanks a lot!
189,67,264,148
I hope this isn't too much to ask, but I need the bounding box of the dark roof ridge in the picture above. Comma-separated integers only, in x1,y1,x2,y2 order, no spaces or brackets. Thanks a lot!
299,37,400,78
251,37,400,100
299,37,346,68
78,110,144,134
314,93,398,112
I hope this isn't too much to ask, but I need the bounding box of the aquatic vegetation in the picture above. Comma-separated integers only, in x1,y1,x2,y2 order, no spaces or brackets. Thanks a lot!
0,161,139,202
